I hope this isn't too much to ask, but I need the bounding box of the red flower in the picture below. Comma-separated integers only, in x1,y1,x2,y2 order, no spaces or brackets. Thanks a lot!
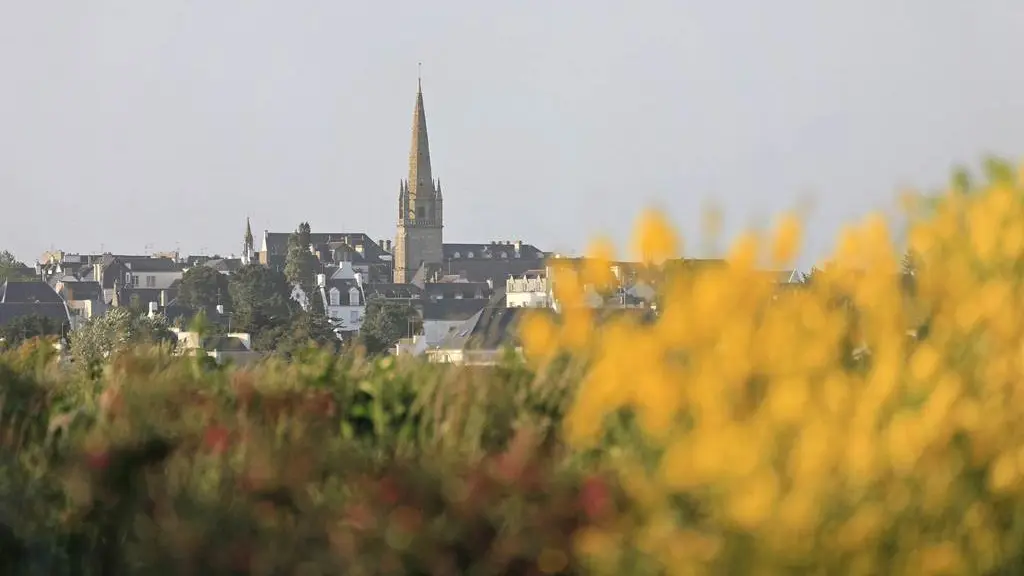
203,425,231,454
85,450,110,471
378,476,401,505
579,476,612,520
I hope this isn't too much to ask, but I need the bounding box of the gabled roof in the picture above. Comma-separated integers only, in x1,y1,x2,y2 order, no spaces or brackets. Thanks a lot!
0,280,64,304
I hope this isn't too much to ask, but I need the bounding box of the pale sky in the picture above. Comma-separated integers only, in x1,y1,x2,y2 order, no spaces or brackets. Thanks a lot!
2,1,1024,268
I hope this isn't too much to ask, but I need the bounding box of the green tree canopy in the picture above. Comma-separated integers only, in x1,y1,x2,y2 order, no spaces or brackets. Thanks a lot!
0,250,32,281
254,311,339,356
70,308,176,378
228,264,293,335
178,265,231,310
356,299,418,355
285,221,317,295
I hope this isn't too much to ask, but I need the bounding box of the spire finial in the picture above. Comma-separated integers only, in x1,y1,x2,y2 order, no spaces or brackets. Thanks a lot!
417,62,422,92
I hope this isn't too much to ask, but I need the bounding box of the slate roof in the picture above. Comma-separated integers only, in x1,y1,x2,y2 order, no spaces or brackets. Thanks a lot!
202,335,250,352
0,280,64,304
61,281,104,301
443,242,546,261
437,258,548,285
323,279,364,306
0,302,71,327
122,287,176,305
363,283,423,300
436,299,527,351
263,232,388,262
124,258,183,273
420,299,490,322
420,281,493,300
204,258,243,273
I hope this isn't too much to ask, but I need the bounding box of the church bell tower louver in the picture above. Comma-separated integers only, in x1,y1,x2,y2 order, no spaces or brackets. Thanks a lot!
394,73,444,283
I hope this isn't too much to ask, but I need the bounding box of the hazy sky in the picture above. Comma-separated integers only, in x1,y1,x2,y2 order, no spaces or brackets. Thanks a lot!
3,1,1024,267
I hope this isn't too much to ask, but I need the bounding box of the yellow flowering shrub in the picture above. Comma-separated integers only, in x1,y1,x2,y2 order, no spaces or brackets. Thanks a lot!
525,163,1024,574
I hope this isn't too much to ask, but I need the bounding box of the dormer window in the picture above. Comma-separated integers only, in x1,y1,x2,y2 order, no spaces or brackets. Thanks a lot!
467,252,474,258
500,252,508,259
349,286,360,306
453,252,460,259
329,288,340,307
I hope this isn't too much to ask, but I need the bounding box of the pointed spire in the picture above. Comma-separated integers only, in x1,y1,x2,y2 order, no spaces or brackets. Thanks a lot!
244,217,253,246
407,74,433,201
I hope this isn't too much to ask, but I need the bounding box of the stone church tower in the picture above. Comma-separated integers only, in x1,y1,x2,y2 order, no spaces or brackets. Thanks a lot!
394,78,443,283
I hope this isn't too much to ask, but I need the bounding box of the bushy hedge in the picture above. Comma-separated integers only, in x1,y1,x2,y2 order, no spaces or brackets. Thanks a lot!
8,162,1024,574
0,341,601,575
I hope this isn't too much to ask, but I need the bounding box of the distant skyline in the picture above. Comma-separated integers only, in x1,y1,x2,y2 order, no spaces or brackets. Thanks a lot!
3,1,1024,268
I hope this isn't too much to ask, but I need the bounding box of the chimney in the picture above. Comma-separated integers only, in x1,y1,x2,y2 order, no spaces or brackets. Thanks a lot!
386,240,392,252
160,290,167,306
317,273,326,287
514,240,522,255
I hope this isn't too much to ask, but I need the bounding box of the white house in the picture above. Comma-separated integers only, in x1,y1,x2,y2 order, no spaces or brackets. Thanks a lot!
318,268,367,332
124,258,183,290
506,269,551,308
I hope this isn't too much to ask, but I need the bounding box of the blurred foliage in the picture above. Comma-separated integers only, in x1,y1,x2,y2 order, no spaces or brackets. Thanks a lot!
5,158,1024,573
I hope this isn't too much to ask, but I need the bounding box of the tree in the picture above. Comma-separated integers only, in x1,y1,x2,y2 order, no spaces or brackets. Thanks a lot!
178,266,231,310
255,311,339,356
0,314,65,349
0,250,31,281
70,308,176,377
356,299,418,355
285,222,317,297
228,264,292,335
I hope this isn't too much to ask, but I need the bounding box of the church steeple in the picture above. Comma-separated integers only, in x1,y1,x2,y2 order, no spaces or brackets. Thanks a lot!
394,71,444,284
242,217,255,265
407,76,433,202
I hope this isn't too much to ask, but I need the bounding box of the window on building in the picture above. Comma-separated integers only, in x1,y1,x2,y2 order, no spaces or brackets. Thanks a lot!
349,287,359,306
350,310,360,323
417,206,426,219
146,276,156,288
131,275,140,287
329,289,340,306
467,252,474,258
500,252,508,259
453,252,460,259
